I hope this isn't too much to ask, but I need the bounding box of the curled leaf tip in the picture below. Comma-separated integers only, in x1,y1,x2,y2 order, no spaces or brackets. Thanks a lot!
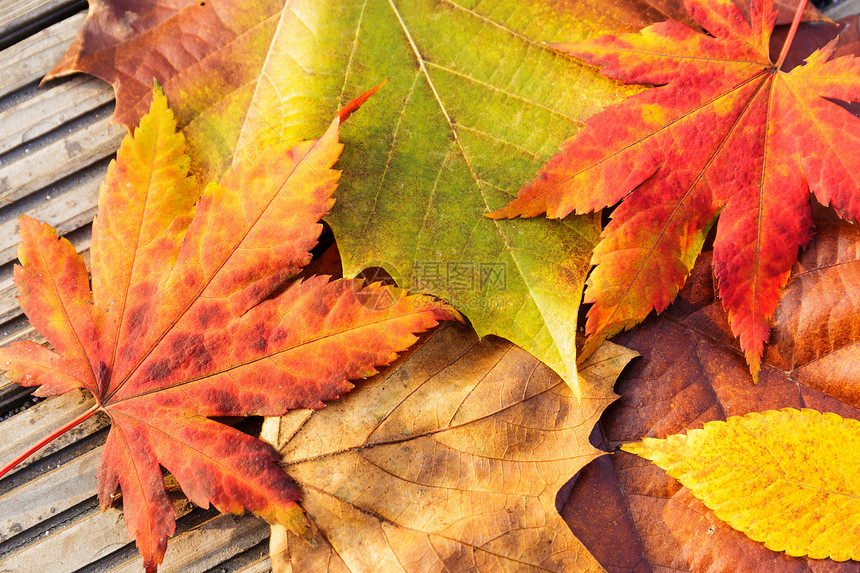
338,80,387,123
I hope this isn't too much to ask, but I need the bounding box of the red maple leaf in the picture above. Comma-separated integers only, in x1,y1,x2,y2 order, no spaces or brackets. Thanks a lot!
490,0,860,379
0,86,455,571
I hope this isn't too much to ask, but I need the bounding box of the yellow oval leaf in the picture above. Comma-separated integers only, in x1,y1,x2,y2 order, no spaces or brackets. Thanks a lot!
622,408,860,561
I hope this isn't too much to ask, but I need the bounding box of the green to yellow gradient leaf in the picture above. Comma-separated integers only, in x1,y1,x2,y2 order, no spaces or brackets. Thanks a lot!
254,0,614,394
623,408,860,561
46,0,686,394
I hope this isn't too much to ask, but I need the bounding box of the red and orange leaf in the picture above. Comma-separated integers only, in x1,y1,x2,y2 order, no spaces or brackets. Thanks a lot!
490,0,860,380
0,86,454,572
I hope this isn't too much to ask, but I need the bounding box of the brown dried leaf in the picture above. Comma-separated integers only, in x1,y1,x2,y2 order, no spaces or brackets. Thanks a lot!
261,322,638,572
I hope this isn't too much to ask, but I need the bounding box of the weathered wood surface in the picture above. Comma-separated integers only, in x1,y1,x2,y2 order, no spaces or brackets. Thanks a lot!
0,2,273,571
0,12,87,96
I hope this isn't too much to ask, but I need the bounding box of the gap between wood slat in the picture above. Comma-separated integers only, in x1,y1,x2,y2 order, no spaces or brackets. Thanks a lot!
0,446,99,540
0,12,85,98
1,504,146,573
108,514,269,573
0,76,114,155
0,173,102,266
0,116,123,204
0,390,104,477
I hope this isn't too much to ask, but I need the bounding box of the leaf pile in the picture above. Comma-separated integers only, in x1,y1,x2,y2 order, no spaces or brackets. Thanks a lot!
13,0,860,570
43,0,708,392
491,0,860,379
0,87,454,571
562,206,860,571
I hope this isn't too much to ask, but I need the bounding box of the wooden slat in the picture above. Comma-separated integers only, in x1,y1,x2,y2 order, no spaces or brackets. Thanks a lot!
0,12,84,98
0,172,103,266
0,75,114,155
0,276,21,326
0,447,99,541
0,389,105,476
0,495,197,573
238,556,273,573
0,0,81,40
0,506,266,573
109,514,269,573
0,115,122,203
0,506,130,573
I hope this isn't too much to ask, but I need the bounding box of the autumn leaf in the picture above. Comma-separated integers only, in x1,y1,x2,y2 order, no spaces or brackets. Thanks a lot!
622,408,860,561
0,86,455,571
489,0,860,380
561,206,860,571
259,321,638,572
42,0,706,394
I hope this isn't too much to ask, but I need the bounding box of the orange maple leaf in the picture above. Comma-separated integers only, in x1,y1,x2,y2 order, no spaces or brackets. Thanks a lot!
490,0,860,379
0,86,455,571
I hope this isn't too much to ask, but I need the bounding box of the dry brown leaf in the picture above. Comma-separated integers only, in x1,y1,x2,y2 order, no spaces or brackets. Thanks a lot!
261,322,637,572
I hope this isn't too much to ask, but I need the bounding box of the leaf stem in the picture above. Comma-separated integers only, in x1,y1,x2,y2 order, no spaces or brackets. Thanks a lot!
775,0,809,70
0,402,100,479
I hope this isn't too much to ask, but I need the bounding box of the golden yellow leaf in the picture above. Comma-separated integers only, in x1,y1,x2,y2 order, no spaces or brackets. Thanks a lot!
262,322,637,571
622,408,860,561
